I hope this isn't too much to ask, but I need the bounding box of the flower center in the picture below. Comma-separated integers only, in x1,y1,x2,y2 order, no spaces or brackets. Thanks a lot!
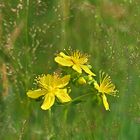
72,51,82,59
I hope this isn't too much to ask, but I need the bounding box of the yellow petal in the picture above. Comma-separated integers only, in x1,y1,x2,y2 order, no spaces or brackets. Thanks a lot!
94,81,100,91
55,89,72,103
56,75,70,88
99,72,117,95
81,65,96,76
102,94,110,111
72,64,82,73
55,56,73,66
41,94,55,110
59,52,71,59
27,89,46,99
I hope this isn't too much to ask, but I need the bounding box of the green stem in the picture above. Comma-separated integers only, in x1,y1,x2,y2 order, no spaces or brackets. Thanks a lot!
64,106,69,122
26,0,29,45
48,109,54,135
25,0,31,90
55,93,94,107
48,109,52,119
71,93,94,102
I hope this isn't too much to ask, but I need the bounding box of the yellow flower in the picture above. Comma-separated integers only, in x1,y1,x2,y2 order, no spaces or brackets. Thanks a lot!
27,74,72,110
54,50,96,76
94,72,117,111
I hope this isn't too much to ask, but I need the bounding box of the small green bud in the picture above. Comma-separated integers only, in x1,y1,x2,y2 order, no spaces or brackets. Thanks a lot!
67,87,71,93
77,77,86,85
87,65,92,69
88,75,93,81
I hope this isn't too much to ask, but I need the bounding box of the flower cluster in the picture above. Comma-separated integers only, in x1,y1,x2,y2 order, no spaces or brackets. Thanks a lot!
27,50,117,111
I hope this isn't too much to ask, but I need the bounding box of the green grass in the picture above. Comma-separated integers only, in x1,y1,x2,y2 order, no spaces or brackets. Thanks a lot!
0,0,140,140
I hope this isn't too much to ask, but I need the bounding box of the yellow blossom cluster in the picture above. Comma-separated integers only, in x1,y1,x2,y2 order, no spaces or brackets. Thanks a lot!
27,50,117,111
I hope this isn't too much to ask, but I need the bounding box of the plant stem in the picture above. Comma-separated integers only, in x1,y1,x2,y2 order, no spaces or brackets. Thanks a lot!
71,93,94,102
55,93,94,107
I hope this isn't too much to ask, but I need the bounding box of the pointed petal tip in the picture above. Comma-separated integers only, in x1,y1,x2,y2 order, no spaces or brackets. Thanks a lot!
41,94,55,110
81,65,96,76
91,73,96,76
41,105,49,110
55,89,72,103
27,89,45,99
54,56,73,66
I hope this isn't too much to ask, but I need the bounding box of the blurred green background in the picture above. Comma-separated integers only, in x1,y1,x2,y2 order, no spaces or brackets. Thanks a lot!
0,0,140,140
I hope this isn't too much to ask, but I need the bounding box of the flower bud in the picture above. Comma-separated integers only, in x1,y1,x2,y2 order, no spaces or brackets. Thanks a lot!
87,65,92,69
77,77,86,85
88,75,93,81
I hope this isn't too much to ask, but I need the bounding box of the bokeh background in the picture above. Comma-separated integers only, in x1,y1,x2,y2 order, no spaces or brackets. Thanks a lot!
0,0,140,140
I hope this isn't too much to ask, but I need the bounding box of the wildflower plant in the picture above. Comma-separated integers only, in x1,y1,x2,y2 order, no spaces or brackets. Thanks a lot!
27,50,118,111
